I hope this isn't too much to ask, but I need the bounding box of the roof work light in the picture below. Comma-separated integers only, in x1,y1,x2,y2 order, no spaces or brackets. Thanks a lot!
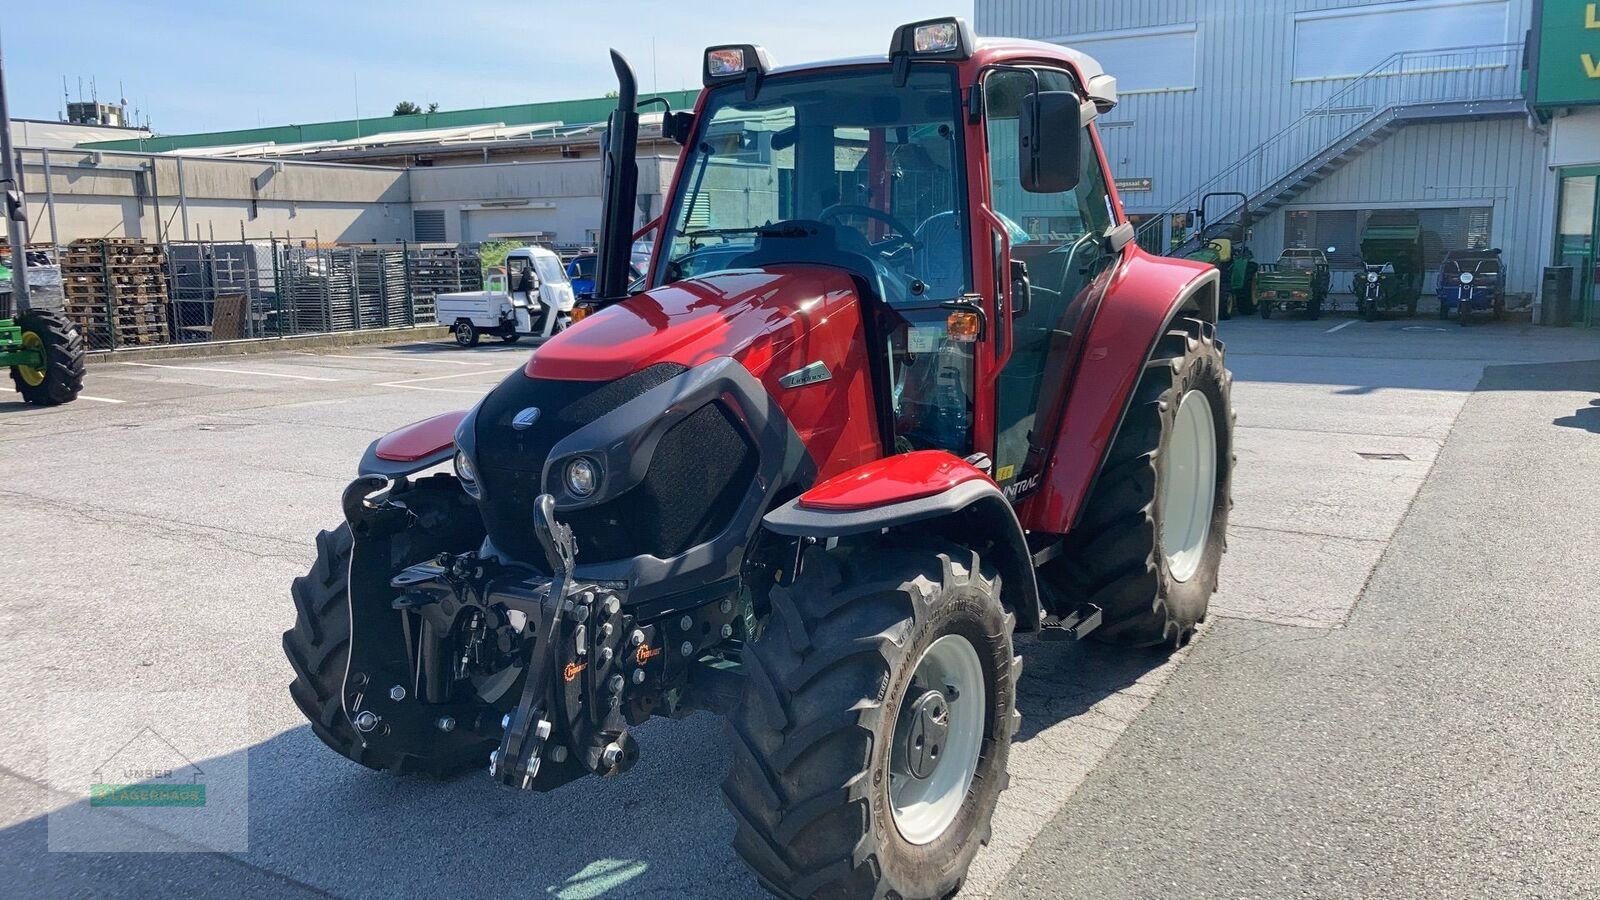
702,44,773,87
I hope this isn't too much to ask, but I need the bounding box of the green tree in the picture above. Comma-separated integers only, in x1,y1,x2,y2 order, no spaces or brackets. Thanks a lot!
427,102,439,113
393,101,422,116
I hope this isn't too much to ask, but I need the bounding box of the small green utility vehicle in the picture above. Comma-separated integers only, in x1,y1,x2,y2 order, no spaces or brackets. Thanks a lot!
1255,247,1332,319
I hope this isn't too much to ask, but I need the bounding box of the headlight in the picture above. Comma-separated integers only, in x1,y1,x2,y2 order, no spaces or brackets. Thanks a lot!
1458,272,1474,285
1367,272,1379,283
454,449,481,498
565,457,600,498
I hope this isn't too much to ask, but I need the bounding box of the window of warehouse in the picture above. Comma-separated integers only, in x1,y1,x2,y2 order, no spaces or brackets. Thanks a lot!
1051,24,1197,94
1286,207,1493,268
1292,0,1510,81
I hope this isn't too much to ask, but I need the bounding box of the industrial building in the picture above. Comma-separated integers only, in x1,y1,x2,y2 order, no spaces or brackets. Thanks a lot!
976,0,1599,318
12,91,696,250
11,0,1599,322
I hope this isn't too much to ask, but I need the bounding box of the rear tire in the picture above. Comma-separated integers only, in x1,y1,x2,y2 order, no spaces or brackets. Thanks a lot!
283,516,487,777
1047,315,1233,648
724,543,1018,900
10,309,85,405
454,321,480,347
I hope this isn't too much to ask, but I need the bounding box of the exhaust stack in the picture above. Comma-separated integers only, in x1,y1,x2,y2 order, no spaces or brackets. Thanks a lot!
594,51,640,306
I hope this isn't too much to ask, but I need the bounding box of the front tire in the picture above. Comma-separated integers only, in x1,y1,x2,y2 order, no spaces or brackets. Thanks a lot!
724,543,1018,900
500,332,521,344
10,309,85,405
283,512,490,777
1048,315,1233,648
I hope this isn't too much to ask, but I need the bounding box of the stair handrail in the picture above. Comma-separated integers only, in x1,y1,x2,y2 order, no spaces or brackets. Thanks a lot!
1132,41,1523,252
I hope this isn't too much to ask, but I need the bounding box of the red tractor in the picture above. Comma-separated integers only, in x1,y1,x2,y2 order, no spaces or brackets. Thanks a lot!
285,18,1232,899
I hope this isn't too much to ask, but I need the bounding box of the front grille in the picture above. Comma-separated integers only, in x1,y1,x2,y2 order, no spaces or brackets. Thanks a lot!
474,363,686,564
563,401,759,561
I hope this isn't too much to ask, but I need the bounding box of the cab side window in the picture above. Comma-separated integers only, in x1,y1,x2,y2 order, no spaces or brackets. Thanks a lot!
983,68,1119,494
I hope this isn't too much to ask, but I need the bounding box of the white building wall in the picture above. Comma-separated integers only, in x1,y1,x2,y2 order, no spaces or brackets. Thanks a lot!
977,0,1550,302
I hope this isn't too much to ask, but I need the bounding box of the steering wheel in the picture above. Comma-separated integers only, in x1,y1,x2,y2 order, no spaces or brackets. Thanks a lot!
818,204,919,256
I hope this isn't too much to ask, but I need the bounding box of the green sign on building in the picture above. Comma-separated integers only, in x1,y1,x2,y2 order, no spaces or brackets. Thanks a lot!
1528,0,1600,107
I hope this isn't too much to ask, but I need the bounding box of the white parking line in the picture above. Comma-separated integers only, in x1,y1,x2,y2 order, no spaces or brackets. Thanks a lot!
374,368,504,395
298,352,494,367
375,370,503,387
1325,320,1359,334
77,395,125,404
118,361,340,382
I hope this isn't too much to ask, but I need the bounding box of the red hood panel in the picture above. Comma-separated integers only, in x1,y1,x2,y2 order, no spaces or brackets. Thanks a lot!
526,267,860,381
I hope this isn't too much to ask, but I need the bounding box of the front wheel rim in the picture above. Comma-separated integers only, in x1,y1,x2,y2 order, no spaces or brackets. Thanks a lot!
17,331,45,386
889,632,985,846
1160,390,1218,583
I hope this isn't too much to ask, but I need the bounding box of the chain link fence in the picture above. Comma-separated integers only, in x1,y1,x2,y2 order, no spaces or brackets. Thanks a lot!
33,238,482,351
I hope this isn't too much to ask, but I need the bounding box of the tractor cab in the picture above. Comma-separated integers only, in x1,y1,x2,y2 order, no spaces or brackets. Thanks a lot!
574,22,1133,500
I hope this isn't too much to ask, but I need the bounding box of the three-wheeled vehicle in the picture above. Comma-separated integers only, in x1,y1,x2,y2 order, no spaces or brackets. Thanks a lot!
436,246,575,347
1255,247,1332,319
1437,247,1504,322
1355,212,1425,320
1182,191,1257,319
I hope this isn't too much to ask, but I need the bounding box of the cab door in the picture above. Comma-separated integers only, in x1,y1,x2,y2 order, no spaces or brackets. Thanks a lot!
980,67,1121,502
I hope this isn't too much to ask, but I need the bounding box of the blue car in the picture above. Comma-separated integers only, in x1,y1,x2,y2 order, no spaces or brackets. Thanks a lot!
567,253,644,299
1437,248,1504,321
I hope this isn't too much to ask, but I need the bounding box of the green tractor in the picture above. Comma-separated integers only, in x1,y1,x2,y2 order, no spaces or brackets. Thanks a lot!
2,260,85,406
1354,211,1426,321
1181,191,1258,319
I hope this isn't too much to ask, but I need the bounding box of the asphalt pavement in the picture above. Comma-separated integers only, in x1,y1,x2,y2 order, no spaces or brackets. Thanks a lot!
2,314,1596,898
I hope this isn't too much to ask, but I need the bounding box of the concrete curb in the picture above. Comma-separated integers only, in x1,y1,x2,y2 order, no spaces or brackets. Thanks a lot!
82,326,451,365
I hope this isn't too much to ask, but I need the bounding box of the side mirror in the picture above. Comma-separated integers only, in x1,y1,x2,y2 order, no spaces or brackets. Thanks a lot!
1010,259,1031,318
662,111,695,144
1019,91,1081,193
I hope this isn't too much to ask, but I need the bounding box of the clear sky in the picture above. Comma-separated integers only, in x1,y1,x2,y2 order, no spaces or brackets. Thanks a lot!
6,1,974,135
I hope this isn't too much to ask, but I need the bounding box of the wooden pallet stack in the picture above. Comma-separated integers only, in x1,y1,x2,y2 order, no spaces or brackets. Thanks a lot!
61,238,171,348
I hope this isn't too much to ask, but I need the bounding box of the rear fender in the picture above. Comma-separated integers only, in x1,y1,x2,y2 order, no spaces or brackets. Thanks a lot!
358,410,467,478
1018,249,1219,533
763,451,1042,632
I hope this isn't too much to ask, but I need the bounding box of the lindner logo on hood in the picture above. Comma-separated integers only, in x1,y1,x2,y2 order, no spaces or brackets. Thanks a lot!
512,407,542,430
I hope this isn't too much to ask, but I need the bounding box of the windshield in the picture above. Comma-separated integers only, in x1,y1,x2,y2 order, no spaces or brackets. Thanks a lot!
659,67,970,305
533,254,568,285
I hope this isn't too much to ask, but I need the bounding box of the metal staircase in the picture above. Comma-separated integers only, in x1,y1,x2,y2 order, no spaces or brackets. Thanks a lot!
1136,43,1527,256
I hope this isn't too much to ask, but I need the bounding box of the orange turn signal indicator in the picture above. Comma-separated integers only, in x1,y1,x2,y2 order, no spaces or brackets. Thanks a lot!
947,310,981,343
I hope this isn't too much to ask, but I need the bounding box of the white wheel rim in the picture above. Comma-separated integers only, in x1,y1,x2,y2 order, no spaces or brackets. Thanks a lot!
889,633,985,845
1161,390,1218,583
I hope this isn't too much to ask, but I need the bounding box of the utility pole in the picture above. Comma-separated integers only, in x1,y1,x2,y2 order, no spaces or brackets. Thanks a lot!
0,27,31,311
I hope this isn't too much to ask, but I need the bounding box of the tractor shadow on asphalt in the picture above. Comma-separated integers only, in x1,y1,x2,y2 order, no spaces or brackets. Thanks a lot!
1011,635,1174,743
3,642,1175,899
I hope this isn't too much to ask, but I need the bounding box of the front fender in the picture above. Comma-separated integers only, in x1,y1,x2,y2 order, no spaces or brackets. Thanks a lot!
763,451,1042,631
1018,248,1218,533
358,410,467,478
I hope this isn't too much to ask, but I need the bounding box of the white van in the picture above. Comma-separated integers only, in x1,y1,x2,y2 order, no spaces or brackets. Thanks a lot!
435,246,575,347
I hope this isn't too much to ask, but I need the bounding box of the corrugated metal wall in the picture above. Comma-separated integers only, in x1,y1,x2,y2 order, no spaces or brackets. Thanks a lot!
976,0,1550,297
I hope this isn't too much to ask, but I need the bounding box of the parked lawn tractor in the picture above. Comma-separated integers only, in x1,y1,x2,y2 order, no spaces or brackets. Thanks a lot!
286,19,1234,899
1182,192,1258,319
1436,247,1505,323
1355,211,1425,321
1255,247,1332,319
2,261,85,406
